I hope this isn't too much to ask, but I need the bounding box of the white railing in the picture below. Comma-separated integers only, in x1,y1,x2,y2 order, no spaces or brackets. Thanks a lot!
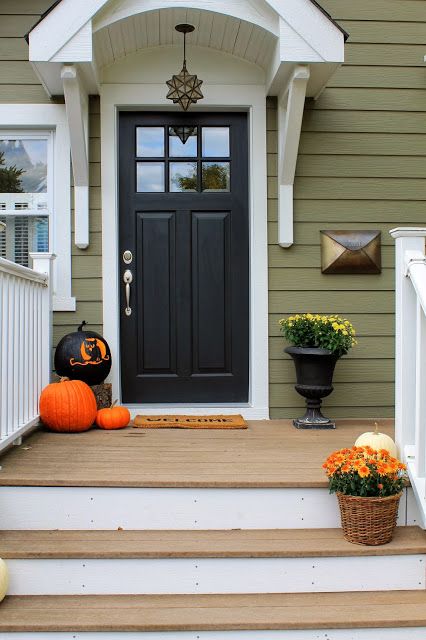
0,253,54,452
391,227,426,527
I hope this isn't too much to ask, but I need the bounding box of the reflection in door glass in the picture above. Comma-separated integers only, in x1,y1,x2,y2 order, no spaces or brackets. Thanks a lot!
136,162,165,192
202,127,230,157
169,126,197,157
170,162,197,192
202,162,230,192
136,127,164,157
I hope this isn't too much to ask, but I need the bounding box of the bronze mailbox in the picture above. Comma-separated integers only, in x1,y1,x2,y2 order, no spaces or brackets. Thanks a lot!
320,230,381,274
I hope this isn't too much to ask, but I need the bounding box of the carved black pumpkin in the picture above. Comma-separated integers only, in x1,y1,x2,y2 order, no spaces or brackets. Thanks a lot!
54,321,112,386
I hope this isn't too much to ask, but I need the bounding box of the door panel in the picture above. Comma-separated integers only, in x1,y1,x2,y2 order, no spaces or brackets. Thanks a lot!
119,112,249,403
192,212,230,373
137,212,176,374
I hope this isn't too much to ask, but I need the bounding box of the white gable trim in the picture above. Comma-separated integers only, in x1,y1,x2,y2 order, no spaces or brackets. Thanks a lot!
29,0,344,68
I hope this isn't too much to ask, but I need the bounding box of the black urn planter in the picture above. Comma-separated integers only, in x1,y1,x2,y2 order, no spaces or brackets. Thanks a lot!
285,346,339,429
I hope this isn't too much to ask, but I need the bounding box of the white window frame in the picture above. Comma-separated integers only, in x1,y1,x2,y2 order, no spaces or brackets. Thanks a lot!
0,105,75,311
0,131,52,266
0,130,53,216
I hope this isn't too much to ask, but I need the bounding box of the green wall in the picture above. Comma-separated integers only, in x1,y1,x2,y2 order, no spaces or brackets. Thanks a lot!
53,97,103,351
0,2,103,352
268,0,426,418
1,1,425,415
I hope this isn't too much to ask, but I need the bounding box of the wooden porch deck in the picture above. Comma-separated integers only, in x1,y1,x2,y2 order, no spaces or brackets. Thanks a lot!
0,419,394,488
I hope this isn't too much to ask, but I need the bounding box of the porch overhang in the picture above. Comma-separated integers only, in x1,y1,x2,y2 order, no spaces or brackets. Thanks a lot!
28,0,347,249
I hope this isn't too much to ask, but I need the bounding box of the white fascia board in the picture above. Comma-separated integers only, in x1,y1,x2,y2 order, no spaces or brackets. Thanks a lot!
277,65,310,248
267,0,345,62
51,21,93,63
29,0,106,62
62,65,90,250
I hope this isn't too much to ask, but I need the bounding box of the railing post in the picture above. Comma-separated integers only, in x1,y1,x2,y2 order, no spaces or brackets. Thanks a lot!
29,253,55,389
390,228,426,458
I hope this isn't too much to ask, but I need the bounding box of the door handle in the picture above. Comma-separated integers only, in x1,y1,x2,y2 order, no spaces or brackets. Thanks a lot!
123,269,133,316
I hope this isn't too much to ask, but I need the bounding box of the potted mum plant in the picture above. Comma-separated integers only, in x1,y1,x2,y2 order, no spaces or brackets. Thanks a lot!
323,445,407,545
279,314,356,429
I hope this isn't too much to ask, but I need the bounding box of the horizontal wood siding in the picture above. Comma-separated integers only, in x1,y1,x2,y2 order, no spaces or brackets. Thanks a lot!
54,96,103,350
0,1,103,356
0,1,56,104
267,0,426,419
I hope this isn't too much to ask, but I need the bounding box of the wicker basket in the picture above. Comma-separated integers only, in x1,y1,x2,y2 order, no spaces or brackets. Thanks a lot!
336,492,401,545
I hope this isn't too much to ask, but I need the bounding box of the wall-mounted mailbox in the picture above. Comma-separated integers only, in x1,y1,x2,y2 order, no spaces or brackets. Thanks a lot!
321,230,381,274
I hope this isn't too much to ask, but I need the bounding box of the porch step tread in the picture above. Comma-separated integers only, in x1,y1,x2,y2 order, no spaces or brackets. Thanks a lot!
0,420,394,488
1,527,425,559
2,591,426,631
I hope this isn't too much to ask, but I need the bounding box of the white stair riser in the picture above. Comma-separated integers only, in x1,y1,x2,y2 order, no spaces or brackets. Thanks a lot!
6,555,426,595
3,629,426,640
0,487,414,529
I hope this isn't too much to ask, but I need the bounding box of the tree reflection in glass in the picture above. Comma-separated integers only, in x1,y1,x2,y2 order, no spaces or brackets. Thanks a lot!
202,162,230,192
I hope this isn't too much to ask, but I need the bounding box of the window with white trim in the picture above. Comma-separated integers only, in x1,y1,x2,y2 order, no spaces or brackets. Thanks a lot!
0,132,52,267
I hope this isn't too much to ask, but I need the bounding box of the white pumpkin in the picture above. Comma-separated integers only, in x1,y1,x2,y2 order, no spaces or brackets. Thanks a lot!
0,559,8,602
355,423,397,458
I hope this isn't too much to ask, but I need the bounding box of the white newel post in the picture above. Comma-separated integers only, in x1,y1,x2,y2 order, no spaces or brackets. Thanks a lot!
390,228,426,460
29,253,55,390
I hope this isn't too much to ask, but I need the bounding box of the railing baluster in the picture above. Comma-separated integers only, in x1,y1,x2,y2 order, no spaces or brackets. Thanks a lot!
391,228,426,528
415,300,426,480
0,255,53,453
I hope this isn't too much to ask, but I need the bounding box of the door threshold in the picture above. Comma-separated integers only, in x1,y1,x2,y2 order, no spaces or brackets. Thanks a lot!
124,405,269,420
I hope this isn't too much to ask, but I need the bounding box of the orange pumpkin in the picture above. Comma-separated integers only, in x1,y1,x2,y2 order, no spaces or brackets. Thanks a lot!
95,400,130,430
39,377,97,432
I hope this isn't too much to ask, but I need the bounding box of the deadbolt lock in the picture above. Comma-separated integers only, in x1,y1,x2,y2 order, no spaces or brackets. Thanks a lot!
123,250,133,264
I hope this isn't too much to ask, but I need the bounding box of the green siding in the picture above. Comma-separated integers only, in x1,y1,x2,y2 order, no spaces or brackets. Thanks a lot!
267,0,426,419
0,0,103,349
0,2,56,104
53,96,103,348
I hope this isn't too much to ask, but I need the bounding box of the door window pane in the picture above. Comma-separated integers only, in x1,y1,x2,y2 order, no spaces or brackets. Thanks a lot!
0,138,48,210
202,127,229,157
169,126,197,157
202,162,230,192
137,162,165,192
136,127,164,157
170,162,197,192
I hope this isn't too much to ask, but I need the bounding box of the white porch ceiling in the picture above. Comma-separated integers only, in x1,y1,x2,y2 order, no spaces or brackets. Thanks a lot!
94,9,276,70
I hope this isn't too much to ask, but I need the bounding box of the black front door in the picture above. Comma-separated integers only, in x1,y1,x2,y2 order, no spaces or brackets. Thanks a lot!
119,112,249,403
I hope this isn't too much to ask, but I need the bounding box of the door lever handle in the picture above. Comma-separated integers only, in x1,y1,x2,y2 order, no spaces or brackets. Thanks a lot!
123,269,133,316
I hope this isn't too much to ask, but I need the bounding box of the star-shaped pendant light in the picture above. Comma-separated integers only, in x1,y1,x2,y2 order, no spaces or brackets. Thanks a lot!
166,24,204,111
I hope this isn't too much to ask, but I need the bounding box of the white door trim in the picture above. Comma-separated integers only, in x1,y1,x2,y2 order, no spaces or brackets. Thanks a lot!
100,83,269,419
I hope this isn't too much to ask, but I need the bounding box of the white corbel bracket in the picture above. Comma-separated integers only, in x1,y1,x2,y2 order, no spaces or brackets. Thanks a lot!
277,65,310,248
61,64,89,249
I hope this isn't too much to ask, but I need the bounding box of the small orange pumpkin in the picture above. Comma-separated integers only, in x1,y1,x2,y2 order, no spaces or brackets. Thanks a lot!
39,377,97,433
95,400,130,430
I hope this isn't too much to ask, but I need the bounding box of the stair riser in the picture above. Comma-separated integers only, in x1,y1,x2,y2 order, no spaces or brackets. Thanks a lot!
0,487,416,529
6,555,426,595
2,630,426,639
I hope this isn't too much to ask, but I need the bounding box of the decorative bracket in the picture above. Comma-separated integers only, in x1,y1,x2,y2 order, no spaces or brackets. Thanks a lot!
277,65,310,248
61,64,89,249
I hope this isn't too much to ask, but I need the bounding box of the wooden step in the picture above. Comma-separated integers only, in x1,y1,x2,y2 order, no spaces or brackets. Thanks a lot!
1,591,426,632
0,419,395,488
1,527,425,559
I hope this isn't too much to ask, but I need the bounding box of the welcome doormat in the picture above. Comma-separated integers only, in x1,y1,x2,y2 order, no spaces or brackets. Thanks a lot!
132,414,247,429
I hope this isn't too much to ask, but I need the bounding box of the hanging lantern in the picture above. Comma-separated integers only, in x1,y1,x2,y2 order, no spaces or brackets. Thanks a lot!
166,24,204,111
